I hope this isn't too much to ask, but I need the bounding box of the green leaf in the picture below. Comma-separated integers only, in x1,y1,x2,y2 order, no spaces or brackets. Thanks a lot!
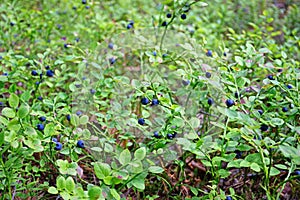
88,186,102,200
270,118,284,126
235,56,243,66
80,115,89,125
9,93,19,109
65,177,75,193
119,149,131,165
56,176,66,190
0,132,4,146
250,163,261,172
134,147,146,160
130,172,147,190
270,167,280,176
148,166,164,173
60,191,71,200
2,107,16,118
94,162,111,179
48,186,58,194
189,117,200,128
128,160,143,173
0,116,9,125
110,188,120,200
71,114,80,127
17,104,29,119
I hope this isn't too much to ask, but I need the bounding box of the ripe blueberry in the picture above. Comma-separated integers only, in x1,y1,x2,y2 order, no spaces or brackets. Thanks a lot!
161,21,167,26
45,65,50,70
267,75,275,80
138,118,145,125
286,84,292,89
206,50,212,57
182,80,190,86
90,89,96,94
223,52,227,56
52,138,58,142
258,110,263,115
108,43,114,49
235,92,239,98
46,70,54,77
294,170,300,175
39,116,46,122
225,196,232,200
31,70,38,76
153,51,157,56
166,13,172,18
181,14,187,20
76,111,82,116
167,133,173,139
127,24,133,29
260,124,268,132
37,124,44,131
151,99,159,106
277,68,283,72
128,20,134,26
2,72,8,76
38,96,43,101
282,107,288,112
77,140,85,148
235,150,242,159
54,142,63,150
207,98,213,106
66,114,71,121
82,0,87,4
10,22,15,26
225,99,235,108
205,72,211,78
153,131,160,138
141,97,150,105
109,57,116,65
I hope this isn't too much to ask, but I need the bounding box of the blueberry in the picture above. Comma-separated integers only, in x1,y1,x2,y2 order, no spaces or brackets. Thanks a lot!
181,14,187,20
127,24,133,29
45,66,50,70
37,124,44,131
153,131,160,138
206,50,212,57
75,84,81,88
161,21,167,26
108,43,114,49
277,68,283,72
75,38,80,42
151,99,159,106
294,170,300,175
182,80,190,86
10,22,15,26
39,116,46,122
85,5,90,9
234,92,239,98
258,110,263,115
109,57,116,65
82,0,87,4
66,114,71,121
162,54,168,58
40,73,43,79
31,70,38,76
46,70,54,77
38,96,43,101
90,89,96,94
205,72,211,78
286,84,292,89
64,44,69,48
225,196,232,200
57,24,62,29
128,20,134,26
225,99,235,108
72,6,77,10
260,124,268,132
235,150,242,159
166,13,172,18
138,118,145,125
167,133,173,139
223,52,227,56
52,138,58,142
77,140,85,148
268,75,275,80
282,107,288,112
76,111,82,116
207,98,213,106
0,102,3,106
3,72,8,76
141,97,150,105
54,142,63,151
153,51,157,56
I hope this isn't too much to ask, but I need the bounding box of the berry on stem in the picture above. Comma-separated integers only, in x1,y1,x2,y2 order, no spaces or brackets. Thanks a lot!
37,124,44,131
54,142,63,150
141,97,150,105
138,118,145,125
225,99,235,108
77,140,85,148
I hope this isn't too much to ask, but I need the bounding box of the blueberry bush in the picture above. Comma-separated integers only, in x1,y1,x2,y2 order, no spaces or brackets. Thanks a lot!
0,0,300,199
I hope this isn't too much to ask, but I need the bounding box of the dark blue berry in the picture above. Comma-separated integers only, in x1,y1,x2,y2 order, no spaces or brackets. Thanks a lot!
207,98,213,106
167,133,173,139
38,96,43,101
225,196,232,200
10,22,15,26
52,138,58,142
287,84,292,89
64,44,69,48
66,114,71,121
39,116,46,122
268,75,275,80
153,131,160,138
40,73,43,80
85,6,90,9
109,57,116,65
72,6,77,10
294,170,300,175
54,142,63,150
82,0,87,4
205,72,211,78
181,14,186,20
260,124,268,132
277,68,283,72
37,124,44,131
127,24,133,29
129,20,134,26
223,52,227,56
166,13,172,18
108,43,114,49
235,92,239,98
90,89,96,94
0,102,3,106
258,110,263,115
141,97,150,105
31,70,38,76
235,150,242,159
138,118,145,125
75,84,81,88
3,72,8,76
151,99,159,106
45,66,50,70
162,54,168,58
161,21,167,26
76,111,82,116
153,51,157,56
182,80,190,86
225,99,235,108
46,70,54,77
206,50,212,57
77,140,85,148
282,107,288,112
